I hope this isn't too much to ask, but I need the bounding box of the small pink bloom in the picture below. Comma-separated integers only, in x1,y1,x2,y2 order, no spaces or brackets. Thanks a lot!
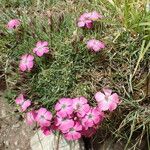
15,94,31,112
78,13,93,29
55,114,74,131
41,126,52,136
63,122,82,141
77,11,102,29
95,88,120,111
19,54,34,71
72,97,90,117
26,110,37,125
33,41,49,57
87,39,105,52
7,19,21,30
82,107,104,129
55,98,73,117
36,108,52,127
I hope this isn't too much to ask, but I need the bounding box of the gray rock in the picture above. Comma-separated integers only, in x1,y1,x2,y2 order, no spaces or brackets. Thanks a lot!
30,130,85,150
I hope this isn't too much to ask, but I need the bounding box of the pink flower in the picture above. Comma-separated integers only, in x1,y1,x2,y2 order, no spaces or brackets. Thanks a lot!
63,122,82,140
55,98,73,117
26,110,37,125
19,54,34,71
78,13,93,29
55,114,74,131
87,39,105,52
36,108,52,127
15,94,31,112
41,126,52,136
95,88,120,111
72,97,90,117
77,11,102,28
7,19,21,30
33,41,49,57
82,107,104,129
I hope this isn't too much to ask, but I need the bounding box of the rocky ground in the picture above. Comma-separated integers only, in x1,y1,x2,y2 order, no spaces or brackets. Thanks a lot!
0,92,34,150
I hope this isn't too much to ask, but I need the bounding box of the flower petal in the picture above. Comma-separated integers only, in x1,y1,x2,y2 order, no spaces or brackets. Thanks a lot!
103,88,112,97
98,100,109,111
26,61,34,71
19,63,27,71
15,94,24,105
26,111,37,125
109,93,120,103
36,41,42,47
21,100,31,111
44,111,52,120
77,21,85,27
41,41,48,47
95,92,105,103
36,50,44,57
108,102,117,111
27,55,34,61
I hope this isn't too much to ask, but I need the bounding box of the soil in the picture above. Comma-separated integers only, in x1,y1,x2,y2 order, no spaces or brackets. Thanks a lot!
0,92,34,150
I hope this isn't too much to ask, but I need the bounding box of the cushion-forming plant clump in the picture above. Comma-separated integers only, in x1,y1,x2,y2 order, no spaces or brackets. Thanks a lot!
7,11,121,141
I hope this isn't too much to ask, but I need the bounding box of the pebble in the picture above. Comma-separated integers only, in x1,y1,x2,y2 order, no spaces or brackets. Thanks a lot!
4,141,9,146
12,123,20,129
14,141,18,146
1,109,6,118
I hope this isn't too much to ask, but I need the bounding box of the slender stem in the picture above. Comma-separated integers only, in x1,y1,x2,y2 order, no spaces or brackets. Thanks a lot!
56,132,60,150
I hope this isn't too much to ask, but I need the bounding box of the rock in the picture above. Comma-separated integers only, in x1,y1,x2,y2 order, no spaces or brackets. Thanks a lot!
4,141,9,146
30,130,85,150
14,141,18,146
12,123,20,129
1,109,6,118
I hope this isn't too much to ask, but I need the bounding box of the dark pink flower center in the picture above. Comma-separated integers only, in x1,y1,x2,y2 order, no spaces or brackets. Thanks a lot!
88,114,93,119
23,58,28,64
76,103,81,110
69,128,75,132
62,118,67,121
40,115,45,119
105,96,109,101
37,46,44,51
62,104,66,109
20,101,25,106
